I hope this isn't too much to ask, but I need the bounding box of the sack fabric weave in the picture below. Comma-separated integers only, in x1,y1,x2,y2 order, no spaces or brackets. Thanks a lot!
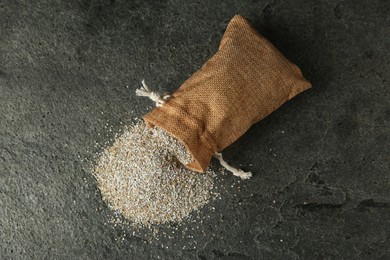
144,15,311,172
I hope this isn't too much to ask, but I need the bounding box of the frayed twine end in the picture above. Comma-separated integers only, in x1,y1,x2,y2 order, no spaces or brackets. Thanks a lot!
214,152,252,180
136,79,171,107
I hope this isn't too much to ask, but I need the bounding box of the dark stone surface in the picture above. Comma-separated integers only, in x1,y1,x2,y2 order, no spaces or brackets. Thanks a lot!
1,0,389,259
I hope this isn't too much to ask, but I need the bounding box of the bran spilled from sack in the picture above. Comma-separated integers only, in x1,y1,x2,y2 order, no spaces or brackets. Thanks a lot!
92,120,217,227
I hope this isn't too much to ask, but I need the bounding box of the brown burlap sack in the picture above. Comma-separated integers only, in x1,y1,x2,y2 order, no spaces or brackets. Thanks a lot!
144,15,311,172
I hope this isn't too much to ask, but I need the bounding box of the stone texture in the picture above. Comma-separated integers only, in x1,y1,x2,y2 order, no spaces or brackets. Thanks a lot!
0,0,389,259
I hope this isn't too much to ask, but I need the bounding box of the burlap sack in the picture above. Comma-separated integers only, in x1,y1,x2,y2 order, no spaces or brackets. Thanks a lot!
144,15,311,172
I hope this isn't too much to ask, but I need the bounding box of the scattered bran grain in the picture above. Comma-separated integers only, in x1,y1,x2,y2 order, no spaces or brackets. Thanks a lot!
93,120,216,227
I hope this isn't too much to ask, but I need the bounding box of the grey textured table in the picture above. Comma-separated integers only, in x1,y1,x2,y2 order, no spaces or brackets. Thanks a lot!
1,0,389,259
